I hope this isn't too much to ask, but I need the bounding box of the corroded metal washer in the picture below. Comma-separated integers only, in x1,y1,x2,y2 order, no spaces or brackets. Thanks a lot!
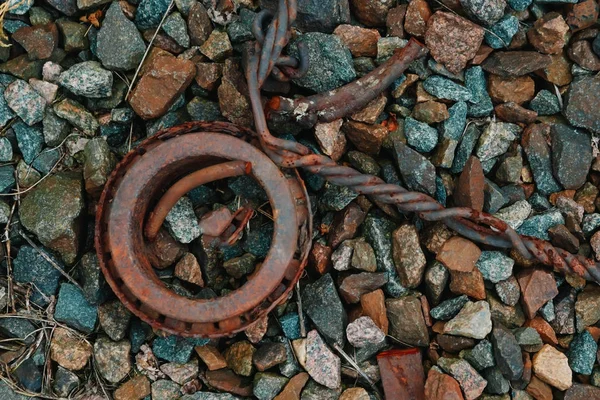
96,121,311,338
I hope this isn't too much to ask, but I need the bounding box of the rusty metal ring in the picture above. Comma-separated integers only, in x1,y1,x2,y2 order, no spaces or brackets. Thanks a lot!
96,122,311,337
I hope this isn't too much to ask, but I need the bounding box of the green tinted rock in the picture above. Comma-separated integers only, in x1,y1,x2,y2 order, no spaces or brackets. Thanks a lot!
58,61,113,98
55,283,98,334
568,330,597,375
19,171,84,264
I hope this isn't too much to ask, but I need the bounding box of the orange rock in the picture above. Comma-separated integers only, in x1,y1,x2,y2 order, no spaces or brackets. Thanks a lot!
274,372,309,400
308,242,332,275
424,367,465,400
386,4,407,38
495,102,538,124
449,268,486,300
333,24,381,57
535,53,573,86
454,156,485,211
565,0,599,32
436,237,482,273
404,0,432,37
517,268,559,319
488,74,535,105
350,0,392,26
360,289,389,334
195,345,228,370
129,56,196,119
114,375,151,400
527,12,569,54
527,375,553,400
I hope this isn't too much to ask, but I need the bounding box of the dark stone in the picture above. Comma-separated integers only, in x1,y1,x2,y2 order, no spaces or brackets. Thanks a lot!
482,366,510,394
54,283,98,334
13,245,62,306
135,0,171,29
564,74,600,133
338,272,388,303
301,273,347,347
490,323,524,380
551,124,592,190
522,124,562,195
482,51,552,76
387,296,429,347
260,0,350,32
459,0,506,26
550,287,576,335
393,140,436,195
564,383,600,399
46,0,77,15
0,317,37,345
437,334,476,353
153,335,209,363
13,358,42,392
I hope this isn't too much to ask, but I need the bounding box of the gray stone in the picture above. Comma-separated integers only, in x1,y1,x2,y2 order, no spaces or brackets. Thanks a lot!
55,283,98,334
551,124,592,190
58,61,113,98
517,209,564,240
97,2,146,71
460,0,506,25
165,196,201,244
42,109,70,146
152,379,181,400
53,366,80,397
302,274,347,347
443,301,493,339
288,32,355,93
305,330,341,389
493,200,531,230
19,171,84,264
260,0,350,32
404,117,438,153
94,336,132,383
0,317,37,345
423,75,472,102
253,373,288,400
387,296,429,346
476,251,514,283
430,295,469,321
13,245,63,306
346,316,385,348
425,261,449,306
564,74,600,133
495,276,520,306
163,12,190,48
4,79,45,125
394,140,436,196
568,330,597,375
13,121,43,164
437,357,488,400
461,340,495,370
490,323,523,381
476,122,519,162
98,300,131,341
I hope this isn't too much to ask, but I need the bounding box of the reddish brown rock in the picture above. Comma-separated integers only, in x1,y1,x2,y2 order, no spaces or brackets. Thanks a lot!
129,56,195,119
195,345,228,370
564,383,600,399
350,94,387,124
526,375,553,400
471,44,494,65
204,368,253,397
339,272,388,303
517,268,559,319
328,203,366,248
436,237,482,273
488,74,535,104
412,101,449,124
350,0,393,26
188,1,213,46
377,349,425,400
424,368,464,400
142,30,184,54
566,0,599,32
482,51,552,76
360,289,389,334
449,268,486,300
333,25,380,57
218,59,253,126
386,4,407,38
12,23,58,60
195,62,222,91
454,156,484,211
174,253,204,287
146,229,186,269
273,372,309,400
314,119,346,162
342,120,387,155
524,317,558,345
436,334,477,353
495,102,538,124
404,0,432,37
425,12,484,74
114,375,151,400
535,53,573,86
568,40,600,71
422,223,454,254
527,12,570,54
309,242,333,275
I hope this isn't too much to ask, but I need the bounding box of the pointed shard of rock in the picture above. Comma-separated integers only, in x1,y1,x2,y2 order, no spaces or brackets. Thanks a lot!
305,330,341,390
517,268,558,319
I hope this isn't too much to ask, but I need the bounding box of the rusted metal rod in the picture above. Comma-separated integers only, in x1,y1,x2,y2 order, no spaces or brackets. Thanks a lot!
144,161,251,241
268,39,429,123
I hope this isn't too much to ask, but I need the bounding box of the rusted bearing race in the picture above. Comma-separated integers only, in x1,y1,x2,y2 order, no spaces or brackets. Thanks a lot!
95,121,311,338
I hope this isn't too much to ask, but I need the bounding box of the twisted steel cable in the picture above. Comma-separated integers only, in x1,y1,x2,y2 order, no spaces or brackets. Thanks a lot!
235,0,600,284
